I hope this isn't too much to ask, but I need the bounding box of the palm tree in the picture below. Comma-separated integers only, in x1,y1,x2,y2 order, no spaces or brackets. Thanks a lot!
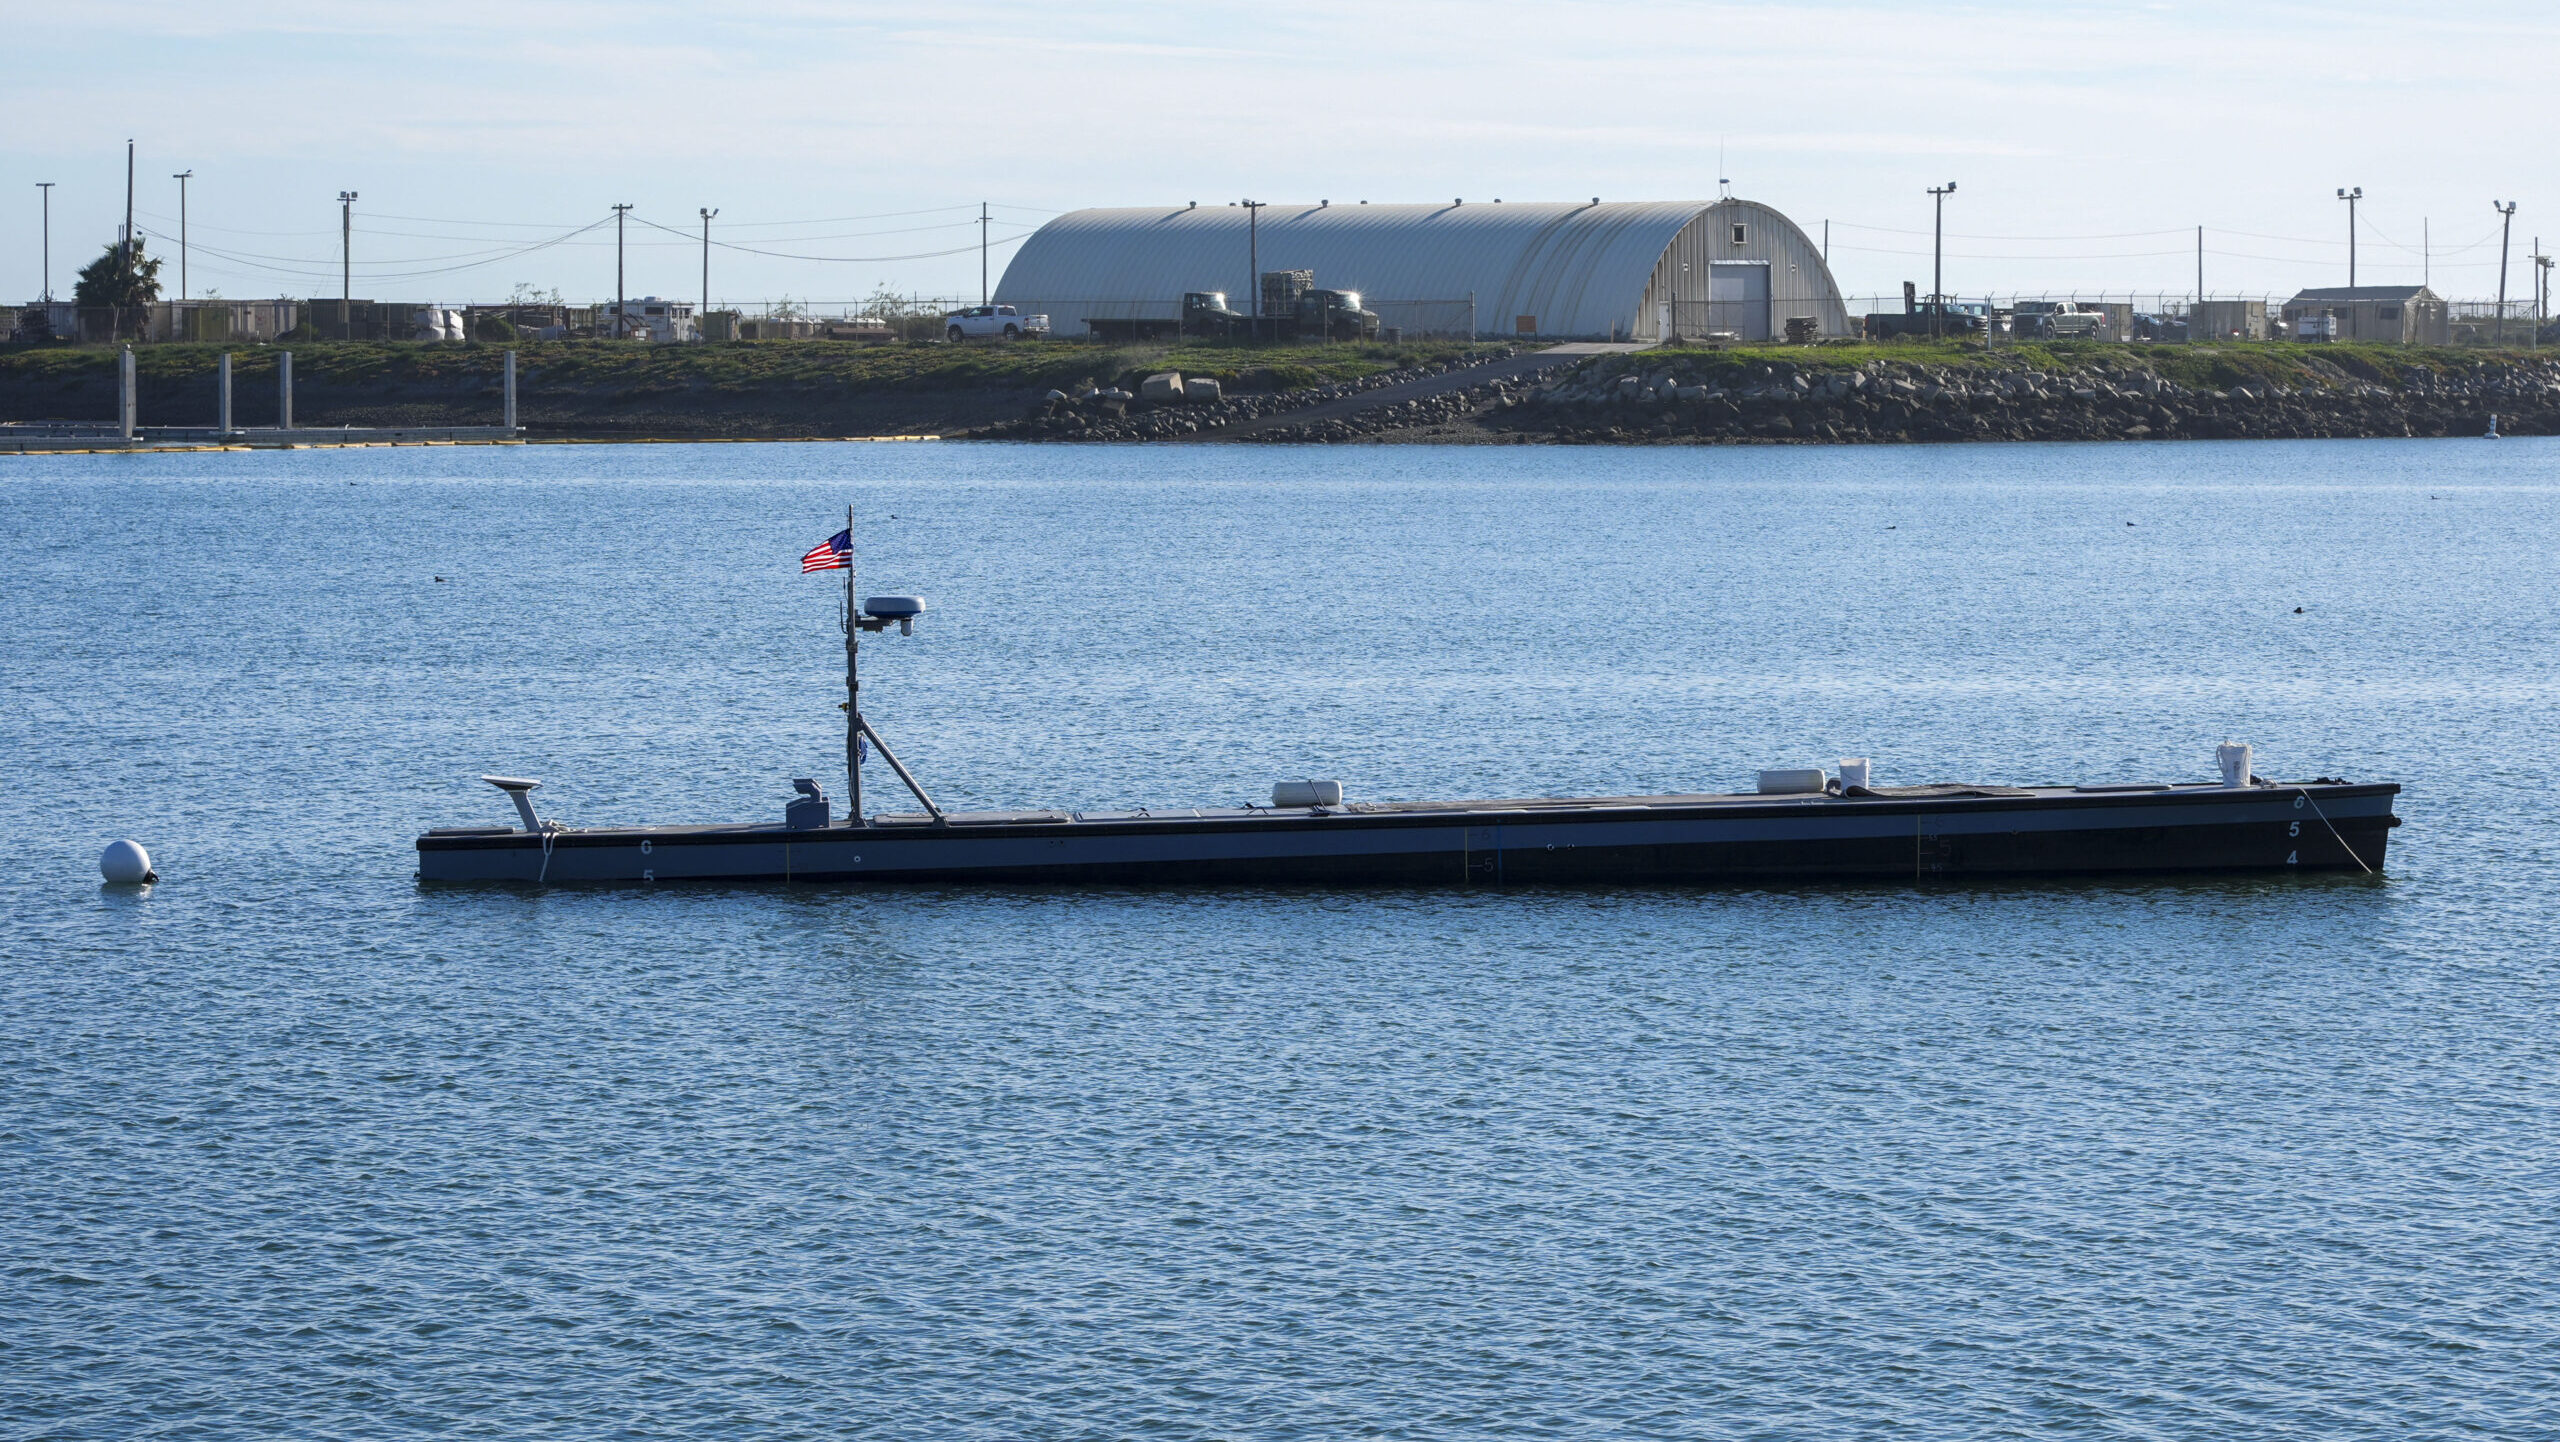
72,238,163,340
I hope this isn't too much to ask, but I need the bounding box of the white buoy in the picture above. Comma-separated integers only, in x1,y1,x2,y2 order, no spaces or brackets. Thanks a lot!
100,839,157,885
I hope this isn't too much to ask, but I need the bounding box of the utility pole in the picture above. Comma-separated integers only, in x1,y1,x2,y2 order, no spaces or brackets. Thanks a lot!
1241,199,1267,339
979,201,990,305
338,190,358,336
35,183,53,301
2533,240,2551,351
123,141,134,265
2195,225,2203,309
2494,201,2518,346
1927,182,1956,339
699,207,717,338
172,170,192,303
2336,187,2362,285
2536,249,2554,350
612,203,634,338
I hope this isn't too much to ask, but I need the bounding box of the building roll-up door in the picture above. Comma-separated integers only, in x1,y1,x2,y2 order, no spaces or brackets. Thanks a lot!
1709,263,1771,341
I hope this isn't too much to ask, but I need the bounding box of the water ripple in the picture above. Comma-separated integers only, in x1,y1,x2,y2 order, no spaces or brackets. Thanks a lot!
2,438,2556,1438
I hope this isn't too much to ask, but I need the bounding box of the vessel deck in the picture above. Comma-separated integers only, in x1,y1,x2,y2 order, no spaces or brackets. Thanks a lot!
418,780,2402,886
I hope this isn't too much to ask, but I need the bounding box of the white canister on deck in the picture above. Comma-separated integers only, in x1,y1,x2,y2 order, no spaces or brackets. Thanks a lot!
2216,742,2253,788
1837,758,1872,791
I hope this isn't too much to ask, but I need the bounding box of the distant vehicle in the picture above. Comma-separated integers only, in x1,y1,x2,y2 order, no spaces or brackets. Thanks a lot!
1864,302,1986,339
1294,288,1379,342
2294,312,2339,342
1077,293,1248,343
1253,271,1381,341
2133,313,2189,342
944,304,1048,342
1183,290,1248,337
1082,281,1377,344
2011,301,2106,340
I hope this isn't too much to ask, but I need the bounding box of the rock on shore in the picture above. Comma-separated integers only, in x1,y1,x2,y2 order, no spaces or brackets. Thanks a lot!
988,353,1531,443
990,348,2560,446
1486,354,2560,445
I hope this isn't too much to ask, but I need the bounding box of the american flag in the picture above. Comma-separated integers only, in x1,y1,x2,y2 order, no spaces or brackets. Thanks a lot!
800,528,851,573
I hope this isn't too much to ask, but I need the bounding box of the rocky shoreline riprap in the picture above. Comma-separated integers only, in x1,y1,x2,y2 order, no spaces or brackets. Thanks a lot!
993,351,1534,442
986,349,2560,445
1488,355,2560,444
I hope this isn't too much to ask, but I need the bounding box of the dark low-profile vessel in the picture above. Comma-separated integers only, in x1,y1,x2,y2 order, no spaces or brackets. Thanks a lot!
418,776,2399,887
416,506,2402,888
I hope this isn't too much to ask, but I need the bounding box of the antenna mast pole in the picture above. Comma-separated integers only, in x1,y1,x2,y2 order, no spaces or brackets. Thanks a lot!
36,183,53,302
845,502,861,825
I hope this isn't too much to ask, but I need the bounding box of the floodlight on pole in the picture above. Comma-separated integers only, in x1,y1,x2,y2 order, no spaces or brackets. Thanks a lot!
338,191,358,317
1241,199,1268,336
2336,187,2362,285
172,171,193,302
1927,182,1957,338
699,207,717,336
612,203,634,338
2494,200,2518,345
35,182,54,302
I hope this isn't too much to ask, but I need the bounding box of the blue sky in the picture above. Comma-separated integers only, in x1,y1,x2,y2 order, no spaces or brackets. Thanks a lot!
6,1,2553,309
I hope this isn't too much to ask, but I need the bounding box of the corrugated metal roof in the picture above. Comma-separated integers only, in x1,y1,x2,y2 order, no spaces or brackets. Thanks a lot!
2285,285,2439,303
995,200,1796,338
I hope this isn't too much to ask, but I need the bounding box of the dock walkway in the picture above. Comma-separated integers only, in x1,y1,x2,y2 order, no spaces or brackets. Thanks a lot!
0,424,524,455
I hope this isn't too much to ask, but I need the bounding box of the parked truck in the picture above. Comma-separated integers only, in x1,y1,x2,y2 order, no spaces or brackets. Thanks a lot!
1082,277,1378,344
1075,293,1244,342
1864,301,1987,339
1182,290,1248,337
2010,301,2107,340
1252,270,1380,341
943,304,1049,341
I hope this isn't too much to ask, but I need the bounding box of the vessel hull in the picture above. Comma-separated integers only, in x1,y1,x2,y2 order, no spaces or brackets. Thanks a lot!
417,783,2400,887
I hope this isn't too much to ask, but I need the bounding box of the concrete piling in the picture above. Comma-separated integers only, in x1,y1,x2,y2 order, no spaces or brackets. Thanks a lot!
503,349,517,431
217,353,233,434
278,351,293,431
119,346,136,439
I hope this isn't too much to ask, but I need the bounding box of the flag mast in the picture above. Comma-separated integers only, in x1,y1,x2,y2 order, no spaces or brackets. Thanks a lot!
812,504,938,827
844,502,861,825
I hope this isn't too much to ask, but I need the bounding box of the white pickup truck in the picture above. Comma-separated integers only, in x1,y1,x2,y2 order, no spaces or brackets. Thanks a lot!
943,304,1048,341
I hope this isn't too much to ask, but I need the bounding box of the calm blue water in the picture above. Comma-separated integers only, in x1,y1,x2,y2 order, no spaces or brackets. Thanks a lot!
5,438,2557,1439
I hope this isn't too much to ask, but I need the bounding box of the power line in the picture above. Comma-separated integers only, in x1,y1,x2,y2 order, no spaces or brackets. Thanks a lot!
1832,217,2510,255
134,227,606,270
1832,243,2196,261
369,202,1050,230
627,212,1033,263
1833,221,2189,241
134,216,614,283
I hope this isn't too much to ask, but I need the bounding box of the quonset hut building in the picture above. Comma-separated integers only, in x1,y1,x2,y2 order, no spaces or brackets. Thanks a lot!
993,198,1849,343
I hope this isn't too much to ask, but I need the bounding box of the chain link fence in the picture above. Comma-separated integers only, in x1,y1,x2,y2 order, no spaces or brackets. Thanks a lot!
17,291,2552,347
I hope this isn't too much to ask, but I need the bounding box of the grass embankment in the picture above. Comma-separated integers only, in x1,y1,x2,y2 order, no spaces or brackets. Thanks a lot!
0,336,1515,435
0,336,1509,397
18,336,2527,437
